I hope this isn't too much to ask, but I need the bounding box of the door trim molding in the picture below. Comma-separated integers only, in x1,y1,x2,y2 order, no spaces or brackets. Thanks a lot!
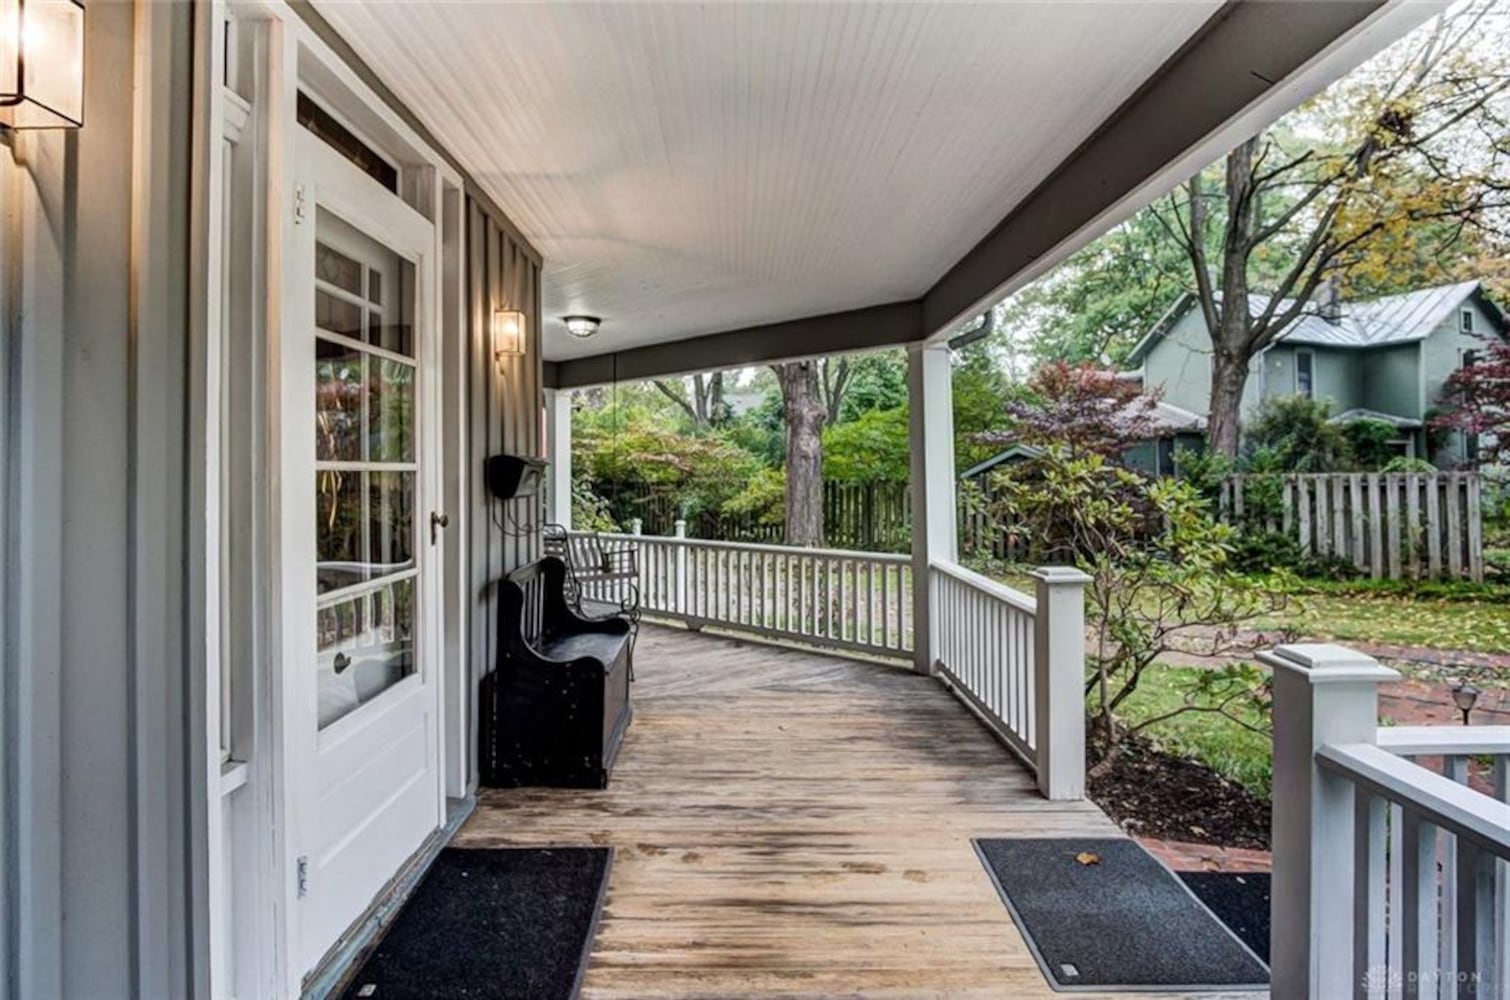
300,796,475,1000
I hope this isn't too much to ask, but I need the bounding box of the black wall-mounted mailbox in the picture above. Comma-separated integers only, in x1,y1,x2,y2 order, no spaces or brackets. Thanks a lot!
485,454,547,501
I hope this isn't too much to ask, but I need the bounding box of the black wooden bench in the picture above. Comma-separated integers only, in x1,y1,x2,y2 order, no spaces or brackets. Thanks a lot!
478,556,633,789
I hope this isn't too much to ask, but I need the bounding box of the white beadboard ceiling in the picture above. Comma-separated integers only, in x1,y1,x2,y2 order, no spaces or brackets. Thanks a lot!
314,1,1223,361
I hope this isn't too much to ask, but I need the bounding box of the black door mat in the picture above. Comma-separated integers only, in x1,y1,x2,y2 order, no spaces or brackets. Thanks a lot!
340,847,612,1000
974,838,1268,992
1177,871,1271,964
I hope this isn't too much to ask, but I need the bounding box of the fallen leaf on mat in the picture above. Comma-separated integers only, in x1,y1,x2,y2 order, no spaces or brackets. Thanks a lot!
1075,852,1101,866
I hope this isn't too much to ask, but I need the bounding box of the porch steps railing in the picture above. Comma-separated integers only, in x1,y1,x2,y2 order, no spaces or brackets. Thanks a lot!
928,561,1089,801
929,560,1037,764
1267,645,1510,999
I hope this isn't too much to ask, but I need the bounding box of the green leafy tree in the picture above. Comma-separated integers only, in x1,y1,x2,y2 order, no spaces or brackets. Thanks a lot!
952,336,1017,471
1151,2,1509,456
834,351,908,422
720,467,786,527
823,407,910,483
983,448,1288,762
999,210,1192,367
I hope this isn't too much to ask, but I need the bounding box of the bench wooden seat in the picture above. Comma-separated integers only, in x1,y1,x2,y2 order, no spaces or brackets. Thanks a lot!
478,556,633,789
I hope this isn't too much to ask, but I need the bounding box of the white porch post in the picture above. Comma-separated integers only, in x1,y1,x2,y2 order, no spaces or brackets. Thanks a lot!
908,343,956,676
1259,643,1399,1000
1031,566,1091,801
545,387,573,528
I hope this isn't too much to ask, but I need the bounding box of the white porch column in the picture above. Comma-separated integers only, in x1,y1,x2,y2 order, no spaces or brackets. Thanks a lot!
1031,566,1092,801
1259,643,1399,1000
544,387,573,528
907,343,956,676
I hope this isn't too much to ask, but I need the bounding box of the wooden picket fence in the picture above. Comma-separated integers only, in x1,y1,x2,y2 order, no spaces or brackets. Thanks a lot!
958,476,1032,562
620,481,910,551
1218,472,1484,582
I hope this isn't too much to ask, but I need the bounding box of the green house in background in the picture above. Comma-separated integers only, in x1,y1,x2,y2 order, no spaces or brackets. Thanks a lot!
1124,280,1507,469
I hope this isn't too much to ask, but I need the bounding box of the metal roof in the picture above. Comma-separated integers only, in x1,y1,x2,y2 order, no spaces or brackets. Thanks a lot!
1129,281,1502,363
1278,280,1491,347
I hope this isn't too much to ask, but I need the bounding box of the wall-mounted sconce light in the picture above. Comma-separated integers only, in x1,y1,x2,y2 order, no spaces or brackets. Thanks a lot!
562,315,601,340
0,0,85,130
493,309,525,371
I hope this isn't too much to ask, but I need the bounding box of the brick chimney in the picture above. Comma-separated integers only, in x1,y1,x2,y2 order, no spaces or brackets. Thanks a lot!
1317,274,1343,324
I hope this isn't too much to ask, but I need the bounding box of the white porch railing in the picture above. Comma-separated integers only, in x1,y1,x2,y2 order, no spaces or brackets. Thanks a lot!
929,560,1038,763
566,529,914,660
928,560,1090,800
567,530,1091,800
1267,644,1510,1000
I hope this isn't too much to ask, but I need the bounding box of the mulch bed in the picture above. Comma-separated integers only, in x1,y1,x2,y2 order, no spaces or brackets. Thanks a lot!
1088,734,1271,851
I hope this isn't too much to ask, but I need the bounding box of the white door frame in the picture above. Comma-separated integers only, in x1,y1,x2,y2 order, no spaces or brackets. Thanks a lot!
282,130,447,976
199,5,472,994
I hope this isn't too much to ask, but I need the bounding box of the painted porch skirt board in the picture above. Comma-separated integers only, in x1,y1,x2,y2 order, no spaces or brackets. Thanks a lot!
338,847,611,1000
974,837,1269,992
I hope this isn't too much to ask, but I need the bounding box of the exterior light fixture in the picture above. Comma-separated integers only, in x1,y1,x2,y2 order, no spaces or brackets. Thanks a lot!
0,0,85,130
493,308,525,370
1450,680,1480,725
562,315,601,340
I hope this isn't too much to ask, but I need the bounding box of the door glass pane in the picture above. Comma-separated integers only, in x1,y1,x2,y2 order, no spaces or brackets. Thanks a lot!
369,359,415,462
316,470,366,593
366,472,415,573
316,577,415,728
316,290,364,339
313,207,419,729
314,210,414,358
315,339,364,462
316,240,362,295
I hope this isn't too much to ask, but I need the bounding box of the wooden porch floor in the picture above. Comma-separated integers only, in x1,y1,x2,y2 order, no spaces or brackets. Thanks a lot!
457,625,1263,999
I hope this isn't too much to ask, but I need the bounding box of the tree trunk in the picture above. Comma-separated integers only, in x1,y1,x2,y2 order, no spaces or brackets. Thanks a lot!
773,361,825,546
706,371,727,426
1207,344,1251,458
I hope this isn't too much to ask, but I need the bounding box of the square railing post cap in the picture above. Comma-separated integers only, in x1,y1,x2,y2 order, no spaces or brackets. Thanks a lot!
1257,643,1400,684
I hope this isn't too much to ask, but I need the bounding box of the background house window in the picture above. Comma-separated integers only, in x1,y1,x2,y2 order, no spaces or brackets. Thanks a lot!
1296,350,1314,398
1461,307,1475,333
1462,348,1480,369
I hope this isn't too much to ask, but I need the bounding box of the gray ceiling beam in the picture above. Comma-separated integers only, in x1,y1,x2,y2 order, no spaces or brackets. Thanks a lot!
548,301,921,389
548,0,1419,388
920,0,1391,337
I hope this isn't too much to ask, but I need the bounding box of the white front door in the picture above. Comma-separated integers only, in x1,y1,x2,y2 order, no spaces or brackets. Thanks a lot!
286,131,445,974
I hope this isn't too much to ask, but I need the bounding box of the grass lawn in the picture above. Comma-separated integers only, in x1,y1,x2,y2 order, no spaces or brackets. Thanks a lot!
1108,665,1274,798
977,558,1510,656
1256,578,1510,658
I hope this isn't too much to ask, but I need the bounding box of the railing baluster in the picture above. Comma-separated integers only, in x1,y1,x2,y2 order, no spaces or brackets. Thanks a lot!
1401,812,1440,997
1357,793,1387,999
1456,841,1495,1000
1496,757,1509,1000
1444,755,1468,987
1390,803,1406,1000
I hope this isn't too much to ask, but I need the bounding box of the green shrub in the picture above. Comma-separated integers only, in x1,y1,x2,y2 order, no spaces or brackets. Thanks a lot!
1174,446,1233,505
1230,531,1363,579
1244,396,1351,472
1381,456,1437,474
1344,419,1403,470
983,447,1286,760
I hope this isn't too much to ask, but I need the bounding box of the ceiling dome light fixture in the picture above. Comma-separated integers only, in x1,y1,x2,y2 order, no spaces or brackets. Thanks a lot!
562,315,601,340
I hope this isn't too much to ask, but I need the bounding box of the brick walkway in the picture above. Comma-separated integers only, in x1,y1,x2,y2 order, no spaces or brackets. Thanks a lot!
1139,837,1271,873
1378,675,1510,728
